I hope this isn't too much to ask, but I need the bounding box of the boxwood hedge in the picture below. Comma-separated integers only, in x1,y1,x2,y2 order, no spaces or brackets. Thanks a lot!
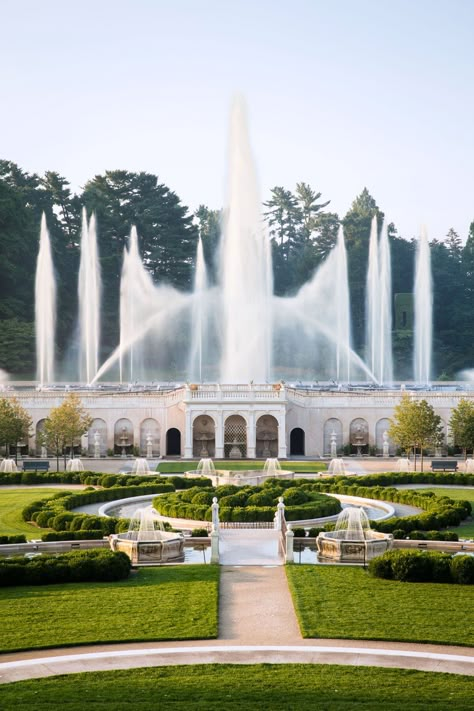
369,549,474,584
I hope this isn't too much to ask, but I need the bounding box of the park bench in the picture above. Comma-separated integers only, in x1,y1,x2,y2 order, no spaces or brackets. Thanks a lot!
430,460,458,472
22,460,50,472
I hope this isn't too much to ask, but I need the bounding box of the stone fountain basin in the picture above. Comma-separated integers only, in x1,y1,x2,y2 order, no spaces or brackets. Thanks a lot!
185,469,294,487
316,530,393,562
109,531,184,565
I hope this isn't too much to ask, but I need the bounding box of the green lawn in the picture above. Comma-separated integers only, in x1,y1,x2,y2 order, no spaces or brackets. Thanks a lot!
157,460,327,473
0,565,218,653
0,665,472,710
287,566,472,646
0,488,65,537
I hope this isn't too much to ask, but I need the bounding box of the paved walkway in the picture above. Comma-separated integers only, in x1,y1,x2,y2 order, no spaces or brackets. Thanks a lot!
219,530,282,566
0,565,473,683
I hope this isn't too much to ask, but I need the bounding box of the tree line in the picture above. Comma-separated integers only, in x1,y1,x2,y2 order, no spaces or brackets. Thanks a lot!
0,158,473,379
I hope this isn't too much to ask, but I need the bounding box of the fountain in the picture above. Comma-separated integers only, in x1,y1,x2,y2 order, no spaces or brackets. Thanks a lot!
365,217,393,384
328,458,346,475
78,209,101,384
464,458,474,473
132,458,151,474
262,458,283,478
93,430,101,459
66,458,84,472
414,226,432,384
316,506,393,561
109,505,184,564
397,457,412,471
189,238,209,382
196,458,216,478
35,213,56,384
0,459,18,473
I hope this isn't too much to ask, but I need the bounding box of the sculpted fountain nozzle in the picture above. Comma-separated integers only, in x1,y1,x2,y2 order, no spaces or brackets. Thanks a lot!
110,506,184,564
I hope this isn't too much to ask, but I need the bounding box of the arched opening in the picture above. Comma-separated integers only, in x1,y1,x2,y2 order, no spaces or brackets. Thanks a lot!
88,418,107,457
290,427,305,456
350,418,369,455
140,418,160,457
224,415,247,459
35,419,47,456
166,428,181,456
256,415,279,458
114,418,134,456
323,418,342,456
192,416,215,458
375,418,394,456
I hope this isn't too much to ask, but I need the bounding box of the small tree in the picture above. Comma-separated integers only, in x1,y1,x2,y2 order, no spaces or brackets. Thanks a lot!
42,393,92,471
388,395,444,471
449,399,474,458
0,397,32,461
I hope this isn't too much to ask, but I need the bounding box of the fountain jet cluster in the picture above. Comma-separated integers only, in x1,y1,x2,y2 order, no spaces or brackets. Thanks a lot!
34,100,434,386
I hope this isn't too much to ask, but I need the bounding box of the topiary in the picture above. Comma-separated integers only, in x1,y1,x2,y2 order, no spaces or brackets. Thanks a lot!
451,554,474,584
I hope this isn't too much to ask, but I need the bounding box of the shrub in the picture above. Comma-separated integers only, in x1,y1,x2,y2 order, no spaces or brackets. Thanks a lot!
36,510,56,528
451,555,474,584
368,553,394,580
308,527,324,538
191,491,215,506
283,488,309,506
291,527,306,538
391,550,436,582
191,528,209,537
51,512,75,532
0,534,27,544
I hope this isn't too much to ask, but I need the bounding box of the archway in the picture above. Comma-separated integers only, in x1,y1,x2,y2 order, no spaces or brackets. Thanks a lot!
375,418,394,455
350,418,369,455
35,419,47,456
224,415,247,458
255,415,278,457
192,415,215,458
290,427,305,456
114,418,133,456
140,418,160,457
166,428,181,456
323,418,342,456
88,418,107,456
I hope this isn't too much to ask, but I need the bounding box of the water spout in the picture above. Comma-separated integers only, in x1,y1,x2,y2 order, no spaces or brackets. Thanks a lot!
35,213,56,384
414,227,432,384
78,209,101,383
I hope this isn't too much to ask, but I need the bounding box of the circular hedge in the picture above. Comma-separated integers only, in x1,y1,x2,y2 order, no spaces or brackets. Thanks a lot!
153,478,342,522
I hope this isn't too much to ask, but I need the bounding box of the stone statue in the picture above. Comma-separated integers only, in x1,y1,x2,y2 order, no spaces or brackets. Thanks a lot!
330,431,337,458
211,497,219,531
382,430,389,458
146,432,153,459
94,430,101,459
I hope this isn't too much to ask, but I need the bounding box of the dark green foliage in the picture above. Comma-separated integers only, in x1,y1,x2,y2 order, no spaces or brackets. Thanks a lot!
369,550,471,584
0,534,27,544
191,528,209,537
291,527,306,538
0,550,130,587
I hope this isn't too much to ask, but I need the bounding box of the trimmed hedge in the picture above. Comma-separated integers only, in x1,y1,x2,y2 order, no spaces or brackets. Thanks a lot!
0,550,131,587
153,481,341,523
41,530,105,541
369,549,474,584
0,534,27,545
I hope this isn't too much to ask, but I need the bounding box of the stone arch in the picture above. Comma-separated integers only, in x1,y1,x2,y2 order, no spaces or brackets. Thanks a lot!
166,428,181,456
192,415,216,458
375,418,394,455
256,415,278,458
224,414,247,459
323,418,342,456
290,427,305,456
88,418,107,456
350,418,369,454
35,418,47,456
114,418,133,455
140,418,160,456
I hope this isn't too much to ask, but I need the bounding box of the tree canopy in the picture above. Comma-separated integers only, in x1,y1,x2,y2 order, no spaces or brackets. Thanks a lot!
388,394,444,471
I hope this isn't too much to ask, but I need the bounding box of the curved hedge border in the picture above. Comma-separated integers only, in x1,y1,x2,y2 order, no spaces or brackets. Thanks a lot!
309,474,472,535
369,549,474,584
21,477,213,538
153,480,342,523
0,549,131,587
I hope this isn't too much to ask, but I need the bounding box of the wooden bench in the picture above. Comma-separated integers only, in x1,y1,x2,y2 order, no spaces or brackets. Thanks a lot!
22,461,50,472
431,460,458,472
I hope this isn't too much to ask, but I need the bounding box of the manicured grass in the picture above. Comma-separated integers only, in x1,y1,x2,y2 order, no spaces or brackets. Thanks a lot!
0,665,472,710
0,488,64,537
0,565,218,652
287,565,472,646
157,460,327,473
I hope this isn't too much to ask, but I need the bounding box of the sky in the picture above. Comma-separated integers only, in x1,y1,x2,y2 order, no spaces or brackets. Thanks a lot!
1,0,473,241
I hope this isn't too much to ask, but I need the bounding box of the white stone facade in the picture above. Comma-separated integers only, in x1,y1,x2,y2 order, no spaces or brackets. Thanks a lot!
3,384,470,458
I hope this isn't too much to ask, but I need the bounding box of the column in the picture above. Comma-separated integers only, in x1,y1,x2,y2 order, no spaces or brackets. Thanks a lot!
215,410,224,459
184,409,193,458
247,410,256,459
277,411,287,459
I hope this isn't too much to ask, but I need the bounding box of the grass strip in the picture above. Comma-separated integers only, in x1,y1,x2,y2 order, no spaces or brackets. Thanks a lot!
0,488,64,537
0,664,472,710
287,565,473,646
0,565,218,653
157,460,327,473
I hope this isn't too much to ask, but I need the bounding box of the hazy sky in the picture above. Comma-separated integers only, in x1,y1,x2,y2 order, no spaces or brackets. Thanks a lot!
1,0,473,241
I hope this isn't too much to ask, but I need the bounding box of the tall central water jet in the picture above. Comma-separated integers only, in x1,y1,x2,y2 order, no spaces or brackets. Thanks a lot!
35,213,56,384
189,238,208,382
414,226,432,383
78,210,101,383
335,226,351,381
219,99,273,383
365,217,393,384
